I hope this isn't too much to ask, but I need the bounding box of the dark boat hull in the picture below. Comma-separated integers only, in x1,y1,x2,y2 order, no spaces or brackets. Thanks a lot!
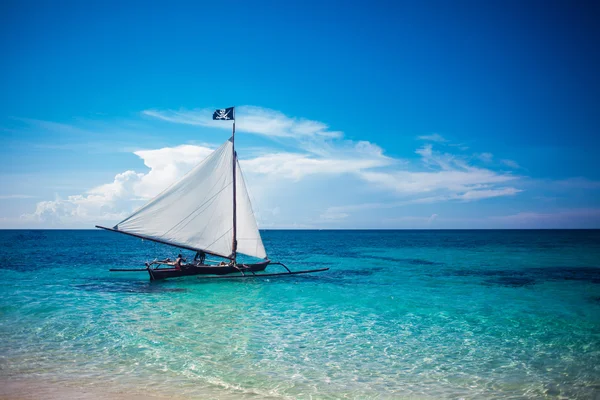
148,261,270,280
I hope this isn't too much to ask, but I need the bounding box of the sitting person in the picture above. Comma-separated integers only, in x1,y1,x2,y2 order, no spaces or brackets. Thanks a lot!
174,253,185,270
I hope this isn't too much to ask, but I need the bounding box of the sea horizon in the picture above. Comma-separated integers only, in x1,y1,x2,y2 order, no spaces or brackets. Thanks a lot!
3,228,600,231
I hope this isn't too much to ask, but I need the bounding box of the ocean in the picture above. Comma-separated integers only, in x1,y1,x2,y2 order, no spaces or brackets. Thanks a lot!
1,229,599,399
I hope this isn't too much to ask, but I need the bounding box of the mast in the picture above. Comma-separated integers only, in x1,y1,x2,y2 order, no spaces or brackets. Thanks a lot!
231,110,237,263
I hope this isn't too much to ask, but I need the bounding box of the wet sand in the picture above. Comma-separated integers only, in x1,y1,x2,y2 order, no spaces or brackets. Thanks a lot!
0,378,268,400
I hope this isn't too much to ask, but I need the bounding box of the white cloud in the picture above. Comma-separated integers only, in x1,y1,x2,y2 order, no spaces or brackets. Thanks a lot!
242,148,391,180
361,143,519,196
21,107,529,227
455,187,521,201
417,133,447,142
477,152,494,163
143,106,342,139
131,145,214,198
324,202,391,214
428,213,438,223
319,211,349,221
416,143,433,158
501,159,520,169
25,136,523,225
23,171,143,224
319,144,522,220
322,187,521,217
22,105,392,225
23,145,216,223
358,169,517,195
415,144,471,171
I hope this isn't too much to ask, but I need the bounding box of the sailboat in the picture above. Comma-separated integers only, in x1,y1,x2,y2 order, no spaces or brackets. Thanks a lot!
96,107,328,280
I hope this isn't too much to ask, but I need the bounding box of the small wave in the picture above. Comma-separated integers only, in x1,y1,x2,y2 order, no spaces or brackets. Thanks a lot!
74,281,187,294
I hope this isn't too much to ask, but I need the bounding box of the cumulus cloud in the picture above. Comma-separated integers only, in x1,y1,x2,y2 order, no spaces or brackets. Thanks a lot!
23,145,215,223
131,145,214,198
23,172,142,224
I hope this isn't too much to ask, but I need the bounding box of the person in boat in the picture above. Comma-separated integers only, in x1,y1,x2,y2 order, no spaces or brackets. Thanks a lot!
174,253,184,270
194,251,206,265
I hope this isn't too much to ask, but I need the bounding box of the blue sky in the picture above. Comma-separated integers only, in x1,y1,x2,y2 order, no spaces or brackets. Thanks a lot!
1,0,599,228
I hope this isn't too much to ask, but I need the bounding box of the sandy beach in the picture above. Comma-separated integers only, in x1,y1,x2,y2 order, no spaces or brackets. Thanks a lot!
0,378,280,400
1,379,186,400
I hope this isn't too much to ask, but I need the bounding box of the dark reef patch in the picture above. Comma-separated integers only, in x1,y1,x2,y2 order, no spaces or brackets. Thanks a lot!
343,251,443,266
483,277,536,287
451,266,600,288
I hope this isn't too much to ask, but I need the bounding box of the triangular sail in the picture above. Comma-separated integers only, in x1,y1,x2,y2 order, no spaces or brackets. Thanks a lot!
236,158,267,259
113,140,267,259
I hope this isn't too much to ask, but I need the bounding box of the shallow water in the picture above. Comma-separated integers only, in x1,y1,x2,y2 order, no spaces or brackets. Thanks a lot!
1,230,599,398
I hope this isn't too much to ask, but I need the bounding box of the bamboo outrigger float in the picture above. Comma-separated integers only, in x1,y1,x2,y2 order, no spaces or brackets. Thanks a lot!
97,106,328,281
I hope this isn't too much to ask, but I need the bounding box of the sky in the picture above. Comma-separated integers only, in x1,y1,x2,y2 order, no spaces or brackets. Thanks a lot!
1,0,599,229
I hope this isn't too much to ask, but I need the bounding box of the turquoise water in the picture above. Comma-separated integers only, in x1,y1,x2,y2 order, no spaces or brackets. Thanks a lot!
1,230,599,398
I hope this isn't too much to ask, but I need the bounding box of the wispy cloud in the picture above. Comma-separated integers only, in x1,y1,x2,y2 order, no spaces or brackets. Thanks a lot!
13,117,96,137
476,152,494,163
456,187,521,201
319,211,349,221
323,187,521,216
501,159,521,169
417,133,447,142
143,106,343,139
242,142,392,180
8,116,178,155
358,167,517,196
488,208,600,228
319,143,523,220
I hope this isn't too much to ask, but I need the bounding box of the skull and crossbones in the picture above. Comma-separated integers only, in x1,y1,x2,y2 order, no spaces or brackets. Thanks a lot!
215,109,231,119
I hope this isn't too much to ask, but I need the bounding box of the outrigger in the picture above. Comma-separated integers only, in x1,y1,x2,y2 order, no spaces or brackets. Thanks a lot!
97,106,328,281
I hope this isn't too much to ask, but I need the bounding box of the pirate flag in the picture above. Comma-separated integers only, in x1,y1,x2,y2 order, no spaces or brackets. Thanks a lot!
212,107,234,120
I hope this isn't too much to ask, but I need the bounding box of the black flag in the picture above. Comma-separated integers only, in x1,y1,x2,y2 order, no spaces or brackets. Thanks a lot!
212,107,234,120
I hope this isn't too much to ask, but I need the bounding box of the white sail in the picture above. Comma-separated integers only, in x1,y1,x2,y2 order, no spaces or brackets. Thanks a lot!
236,158,267,259
113,139,267,259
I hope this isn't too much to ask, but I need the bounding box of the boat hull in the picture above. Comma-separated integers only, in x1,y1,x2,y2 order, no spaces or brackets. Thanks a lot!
148,261,270,280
